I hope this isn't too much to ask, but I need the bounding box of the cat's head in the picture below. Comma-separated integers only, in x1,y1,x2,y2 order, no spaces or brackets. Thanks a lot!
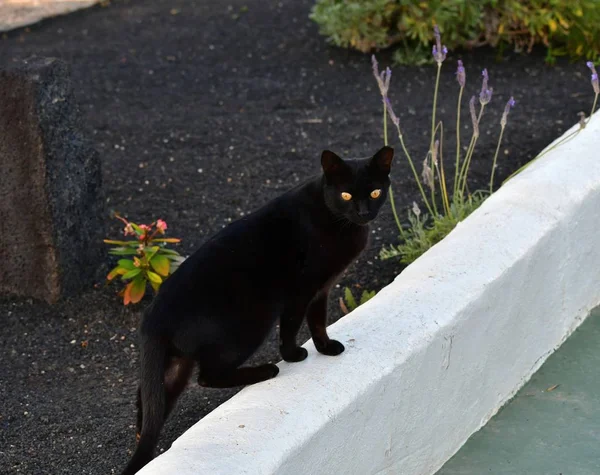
321,146,394,226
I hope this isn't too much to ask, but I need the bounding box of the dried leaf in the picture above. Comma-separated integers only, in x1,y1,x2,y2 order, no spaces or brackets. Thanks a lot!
339,297,349,315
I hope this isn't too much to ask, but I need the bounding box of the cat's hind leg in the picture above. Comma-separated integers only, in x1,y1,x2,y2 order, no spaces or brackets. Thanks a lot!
163,357,195,418
197,364,279,388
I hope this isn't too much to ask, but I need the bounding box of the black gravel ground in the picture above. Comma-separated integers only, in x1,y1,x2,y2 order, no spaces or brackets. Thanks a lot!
0,1,594,473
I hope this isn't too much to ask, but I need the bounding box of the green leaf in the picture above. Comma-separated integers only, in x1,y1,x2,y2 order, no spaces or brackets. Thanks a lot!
150,280,160,293
109,248,139,256
146,271,163,284
157,248,181,256
104,239,134,246
360,290,376,305
344,287,357,312
150,255,170,276
169,255,186,272
130,223,145,236
144,246,160,261
118,259,136,270
107,266,126,281
151,238,181,243
130,276,147,303
164,253,184,261
122,268,142,280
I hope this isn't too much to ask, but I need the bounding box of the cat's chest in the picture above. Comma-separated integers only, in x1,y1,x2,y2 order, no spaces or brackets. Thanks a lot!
310,225,369,271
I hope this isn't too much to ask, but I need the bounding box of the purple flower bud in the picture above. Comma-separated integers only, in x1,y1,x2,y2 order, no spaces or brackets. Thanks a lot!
456,60,466,88
500,96,515,128
469,96,479,137
372,55,391,96
586,61,599,95
479,69,493,105
432,25,447,64
384,67,391,93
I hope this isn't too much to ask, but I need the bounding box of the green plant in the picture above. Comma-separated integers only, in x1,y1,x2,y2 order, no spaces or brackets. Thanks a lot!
374,27,515,264
310,0,600,65
340,287,377,314
380,195,485,264
104,214,184,305
375,28,598,265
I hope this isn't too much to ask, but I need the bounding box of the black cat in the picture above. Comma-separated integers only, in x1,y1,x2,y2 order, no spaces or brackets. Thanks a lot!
122,146,394,474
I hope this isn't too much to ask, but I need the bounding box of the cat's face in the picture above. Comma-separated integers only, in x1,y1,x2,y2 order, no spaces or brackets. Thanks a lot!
321,146,394,226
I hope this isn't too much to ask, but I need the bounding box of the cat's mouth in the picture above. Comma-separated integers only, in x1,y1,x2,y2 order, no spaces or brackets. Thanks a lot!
348,215,372,226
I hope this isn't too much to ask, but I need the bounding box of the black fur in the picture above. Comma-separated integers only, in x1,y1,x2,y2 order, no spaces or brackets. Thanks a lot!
122,146,394,474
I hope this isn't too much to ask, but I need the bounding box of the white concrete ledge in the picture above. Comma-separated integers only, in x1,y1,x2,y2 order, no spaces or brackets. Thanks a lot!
0,1,100,32
140,114,600,475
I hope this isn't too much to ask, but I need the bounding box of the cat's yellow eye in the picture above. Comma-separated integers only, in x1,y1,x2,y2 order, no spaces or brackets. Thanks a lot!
341,192,352,201
370,189,382,199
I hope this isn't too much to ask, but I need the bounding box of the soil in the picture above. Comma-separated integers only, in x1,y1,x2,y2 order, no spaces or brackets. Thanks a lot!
0,0,593,473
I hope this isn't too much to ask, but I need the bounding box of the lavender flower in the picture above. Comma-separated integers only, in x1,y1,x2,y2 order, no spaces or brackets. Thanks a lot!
372,55,391,96
456,60,466,88
422,158,434,191
586,61,599,95
479,69,493,105
500,97,515,128
432,26,448,64
384,96,400,129
469,96,479,137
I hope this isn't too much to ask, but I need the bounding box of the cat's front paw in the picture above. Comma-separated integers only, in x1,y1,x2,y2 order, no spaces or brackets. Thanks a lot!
280,346,308,362
315,339,345,356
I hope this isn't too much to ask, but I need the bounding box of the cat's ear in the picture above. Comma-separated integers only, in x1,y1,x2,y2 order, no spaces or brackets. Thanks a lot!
369,146,394,175
321,150,350,179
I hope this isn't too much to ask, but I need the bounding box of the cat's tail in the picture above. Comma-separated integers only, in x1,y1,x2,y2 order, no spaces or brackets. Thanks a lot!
122,333,166,475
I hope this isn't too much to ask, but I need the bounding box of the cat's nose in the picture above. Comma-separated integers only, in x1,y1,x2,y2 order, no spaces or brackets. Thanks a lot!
357,203,369,217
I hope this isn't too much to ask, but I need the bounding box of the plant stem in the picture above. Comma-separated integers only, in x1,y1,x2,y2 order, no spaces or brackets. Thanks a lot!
429,63,442,217
453,86,464,198
436,122,451,215
397,132,435,216
589,93,599,122
458,104,485,197
388,185,406,239
383,101,406,237
489,126,505,194
383,102,388,146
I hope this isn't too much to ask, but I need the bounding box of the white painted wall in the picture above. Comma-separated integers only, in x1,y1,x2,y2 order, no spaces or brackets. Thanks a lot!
140,114,600,475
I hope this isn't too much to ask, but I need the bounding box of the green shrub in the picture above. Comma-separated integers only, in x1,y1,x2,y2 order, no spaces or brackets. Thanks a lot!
310,0,600,64
340,287,377,314
104,215,184,305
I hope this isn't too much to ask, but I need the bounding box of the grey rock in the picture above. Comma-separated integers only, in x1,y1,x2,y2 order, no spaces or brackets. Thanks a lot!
0,57,104,303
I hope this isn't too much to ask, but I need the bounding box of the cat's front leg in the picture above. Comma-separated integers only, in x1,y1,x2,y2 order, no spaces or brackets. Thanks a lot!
279,301,309,362
306,292,344,356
